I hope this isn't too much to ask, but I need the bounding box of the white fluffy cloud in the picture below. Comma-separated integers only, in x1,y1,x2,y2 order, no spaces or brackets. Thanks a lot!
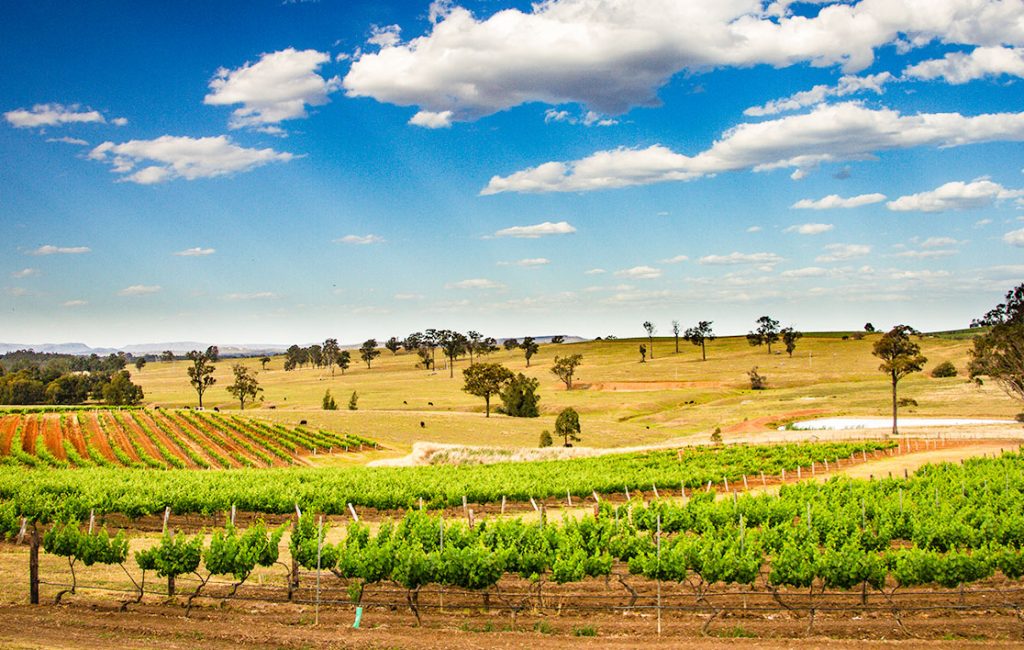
4,103,110,128
482,103,1024,194
89,136,294,184
744,72,893,117
816,243,871,262
446,278,504,289
29,245,90,255
204,48,341,129
1004,228,1024,247
887,179,1024,212
792,193,887,209
698,252,783,265
785,223,834,235
492,221,576,238
614,265,662,279
408,110,453,128
659,254,689,264
174,247,216,257
343,0,1024,125
499,257,550,267
336,234,384,245
905,46,1024,84
118,284,162,296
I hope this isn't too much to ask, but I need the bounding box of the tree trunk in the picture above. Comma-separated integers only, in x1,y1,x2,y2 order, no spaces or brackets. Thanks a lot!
675,336,679,354
891,373,899,437
168,575,175,597
29,524,39,605
649,337,654,359
701,341,706,361
485,395,490,418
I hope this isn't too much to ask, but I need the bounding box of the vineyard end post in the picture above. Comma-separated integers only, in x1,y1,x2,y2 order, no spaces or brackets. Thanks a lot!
29,522,40,605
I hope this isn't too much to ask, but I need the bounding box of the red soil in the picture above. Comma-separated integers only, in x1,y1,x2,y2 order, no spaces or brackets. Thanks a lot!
62,413,89,456
79,412,120,464
0,416,19,455
41,414,65,460
97,412,141,462
116,412,167,466
135,412,199,469
724,409,829,434
20,415,38,453
162,411,243,468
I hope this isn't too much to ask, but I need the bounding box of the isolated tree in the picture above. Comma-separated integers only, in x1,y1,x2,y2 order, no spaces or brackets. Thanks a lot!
160,350,175,363
539,430,553,447
550,354,583,389
684,321,716,361
873,325,927,436
781,327,803,357
643,321,656,358
348,391,358,410
639,344,647,363
498,373,541,417
322,339,340,375
103,370,144,406
435,329,468,378
520,336,540,367
969,283,1024,405
671,320,680,353
385,337,401,355
359,339,381,369
134,358,147,372
462,362,514,417
259,356,271,371
322,389,337,410
748,316,781,353
186,350,216,408
864,323,876,333
205,345,220,363
335,350,351,375
551,335,565,344
226,364,262,410
555,407,582,446
503,338,520,351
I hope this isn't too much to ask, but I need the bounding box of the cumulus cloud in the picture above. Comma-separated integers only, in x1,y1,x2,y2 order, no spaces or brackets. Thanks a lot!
792,193,886,209
1004,228,1024,247
118,284,162,296
698,252,783,266
4,103,110,128
343,0,1024,125
368,24,402,47
335,234,384,245
614,265,662,279
784,223,834,235
482,103,1024,194
446,278,504,289
492,221,576,238
408,110,453,128
659,255,689,264
204,48,341,129
744,72,893,117
887,179,1024,212
499,257,550,267
816,243,871,262
29,245,90,255
544,108,618,127
174,247,216,257
10,268,38,278
88,135,294,184
905,46,1024,84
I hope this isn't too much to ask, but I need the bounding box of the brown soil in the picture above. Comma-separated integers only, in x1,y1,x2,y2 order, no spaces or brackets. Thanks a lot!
41,414,65,460
99,412,141,462
135,411,200,469
582,381,725,392
63,413,89,457
163,411,242,468
724,409,830,434
20,415,37,453
0,416,19,455
116,412,168,466
80,412,121,464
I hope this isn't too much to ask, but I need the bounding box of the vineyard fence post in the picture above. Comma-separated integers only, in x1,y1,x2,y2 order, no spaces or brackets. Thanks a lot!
315,515,323,626
656,514,662,636
29,522,39,605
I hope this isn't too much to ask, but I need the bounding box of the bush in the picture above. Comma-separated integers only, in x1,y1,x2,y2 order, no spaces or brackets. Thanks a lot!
747,367,766,390
930,361,958,378
348,391,358,411
539,430,553,448
322,390,337,410
897,397,918,407
498,373,540,417
711,427,723,445
1015,412,1024,424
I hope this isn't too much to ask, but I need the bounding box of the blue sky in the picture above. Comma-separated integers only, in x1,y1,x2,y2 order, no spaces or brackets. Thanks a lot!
2,0,1023,347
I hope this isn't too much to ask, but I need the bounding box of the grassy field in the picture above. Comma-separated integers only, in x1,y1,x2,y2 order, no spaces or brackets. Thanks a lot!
131,333,1017,459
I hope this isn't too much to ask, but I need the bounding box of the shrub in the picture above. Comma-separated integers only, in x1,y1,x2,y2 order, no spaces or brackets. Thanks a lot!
897,397,918,407
711,427,723,445
573,626,597,637
930,361,958,378
851,332,865,340
322,390,337,410
348,391,358,411
498,373,540,417
539,430,553,448
747,367,766,390
1015,412,1024,424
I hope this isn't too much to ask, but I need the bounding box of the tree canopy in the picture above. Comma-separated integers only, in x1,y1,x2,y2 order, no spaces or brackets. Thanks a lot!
873,325,927,436
462,362,514,417
970,283,1024,404
185,350,216,408
226,364,262,410
550,354,583,389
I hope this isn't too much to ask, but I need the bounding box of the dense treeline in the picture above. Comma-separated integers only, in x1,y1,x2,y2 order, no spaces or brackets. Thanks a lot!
0,350,143,406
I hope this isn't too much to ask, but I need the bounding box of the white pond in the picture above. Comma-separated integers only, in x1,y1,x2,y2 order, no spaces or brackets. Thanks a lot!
784,417,1015,431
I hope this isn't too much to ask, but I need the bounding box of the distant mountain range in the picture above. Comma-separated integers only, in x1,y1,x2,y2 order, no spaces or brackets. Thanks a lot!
0,335,586,357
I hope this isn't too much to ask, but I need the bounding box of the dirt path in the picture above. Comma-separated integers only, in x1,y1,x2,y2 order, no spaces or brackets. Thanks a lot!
836,439,1014,480
0,416,19,455
724,409,830,434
